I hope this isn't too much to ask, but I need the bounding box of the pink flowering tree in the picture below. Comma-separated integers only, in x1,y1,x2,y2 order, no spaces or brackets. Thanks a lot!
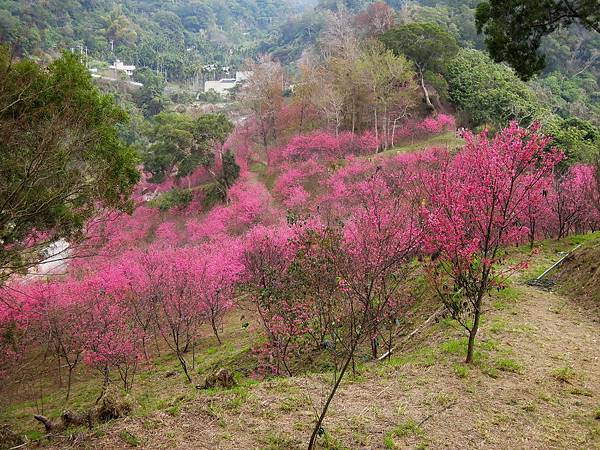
79,274,142,392
17,280,86,401
240,224,302,375
112,250,163,362
269,131,378,166
194,239,244,344
306,167,422,450
149,247,203,383
423,122,563,363
547,164,600,239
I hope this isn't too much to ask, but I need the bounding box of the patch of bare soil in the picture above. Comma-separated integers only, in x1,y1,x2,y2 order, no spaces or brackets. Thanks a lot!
552,239,600,309
45,286,600,450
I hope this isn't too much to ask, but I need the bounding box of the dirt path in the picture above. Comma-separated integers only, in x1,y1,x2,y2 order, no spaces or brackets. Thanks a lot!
49,286,600,449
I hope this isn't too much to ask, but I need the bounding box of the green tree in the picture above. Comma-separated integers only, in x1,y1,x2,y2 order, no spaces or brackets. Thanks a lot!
143,112,234,184
446,48,541,127
133,68,168,118
103,5,138,47
355,42,416,148
212,149,241,204
545,116,600,167
476,0,600,80
381,23,459,110
0,48,139,283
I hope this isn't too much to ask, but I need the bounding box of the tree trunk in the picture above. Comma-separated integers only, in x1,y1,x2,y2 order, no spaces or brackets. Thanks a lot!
211,317,222,345
66,366,74,402
466,293,483,364
418,66,434,111
374,109,379,149
177,351,192,383
141,336,150,362
308,341,357,450
371,337,378,359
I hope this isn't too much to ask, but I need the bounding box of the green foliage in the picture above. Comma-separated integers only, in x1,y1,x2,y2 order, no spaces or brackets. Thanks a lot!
381,22,459,110
196,90,227,104
261,432,300,450
402,1,483,49
152,189,193,212
446,48,541,127
143,112,233,183
532,71,600,127
220,150,241,190
495,358,522,373
552,366,576,383
381,22,460,74
390,418,423,438
453,363,470,378
133,68,168,118
476,0,600,80
0,0,302,81
0,47,139,282
259,12,325,64
544,116,600,166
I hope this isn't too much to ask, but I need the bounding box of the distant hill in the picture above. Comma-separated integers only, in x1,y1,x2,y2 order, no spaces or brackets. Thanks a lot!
0,0,310,80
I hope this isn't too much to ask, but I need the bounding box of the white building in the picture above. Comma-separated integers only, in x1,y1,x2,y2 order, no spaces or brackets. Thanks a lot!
203,71,253,96
204,78,238,96
109,59,136,76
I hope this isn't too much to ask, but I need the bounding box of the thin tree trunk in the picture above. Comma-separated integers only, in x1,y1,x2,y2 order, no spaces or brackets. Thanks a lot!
211,317,222,345
308,339,358,450
371,337,378,359
66,366,74,402
418,66,434,111
177,351,192,383
374,109,379,147
466,292,483,364
141,336,150,362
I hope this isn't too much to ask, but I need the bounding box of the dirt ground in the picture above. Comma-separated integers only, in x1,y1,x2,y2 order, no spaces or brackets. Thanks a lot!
40,284,600,450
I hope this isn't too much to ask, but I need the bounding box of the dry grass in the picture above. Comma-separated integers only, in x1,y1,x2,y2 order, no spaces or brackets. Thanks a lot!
15,281,597,450
3,238,600,449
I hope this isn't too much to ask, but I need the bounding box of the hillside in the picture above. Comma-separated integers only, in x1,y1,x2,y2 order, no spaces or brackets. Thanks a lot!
46,286,600,449
2,236,599,449
1,2,600,450
0,0,310,79
551,239,600,309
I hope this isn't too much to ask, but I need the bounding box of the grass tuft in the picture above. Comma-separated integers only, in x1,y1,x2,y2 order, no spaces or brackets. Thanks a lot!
552,366,576,383
119,430,142,447
495,358,522,373
453,363,470,378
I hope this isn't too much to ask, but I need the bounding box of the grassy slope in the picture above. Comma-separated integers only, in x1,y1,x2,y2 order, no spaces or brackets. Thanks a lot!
551,237,600,307
3,134,600,449
3,242,599,449
14,235,596,449
374,132,464,159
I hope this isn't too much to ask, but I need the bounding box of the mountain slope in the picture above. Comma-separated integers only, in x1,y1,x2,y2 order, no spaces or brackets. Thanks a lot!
40,273,600,449
0,0,307,79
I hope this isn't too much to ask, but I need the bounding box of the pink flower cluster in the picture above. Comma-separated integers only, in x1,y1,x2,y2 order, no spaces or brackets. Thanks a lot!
269,131,378,165
394,114,456,141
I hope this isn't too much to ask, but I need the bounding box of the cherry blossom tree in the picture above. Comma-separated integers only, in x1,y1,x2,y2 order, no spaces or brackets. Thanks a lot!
423,122,563,363
79,273,141,392
307,168,422,450
241,224,299,375
194,240,244,344
547,164,600,238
